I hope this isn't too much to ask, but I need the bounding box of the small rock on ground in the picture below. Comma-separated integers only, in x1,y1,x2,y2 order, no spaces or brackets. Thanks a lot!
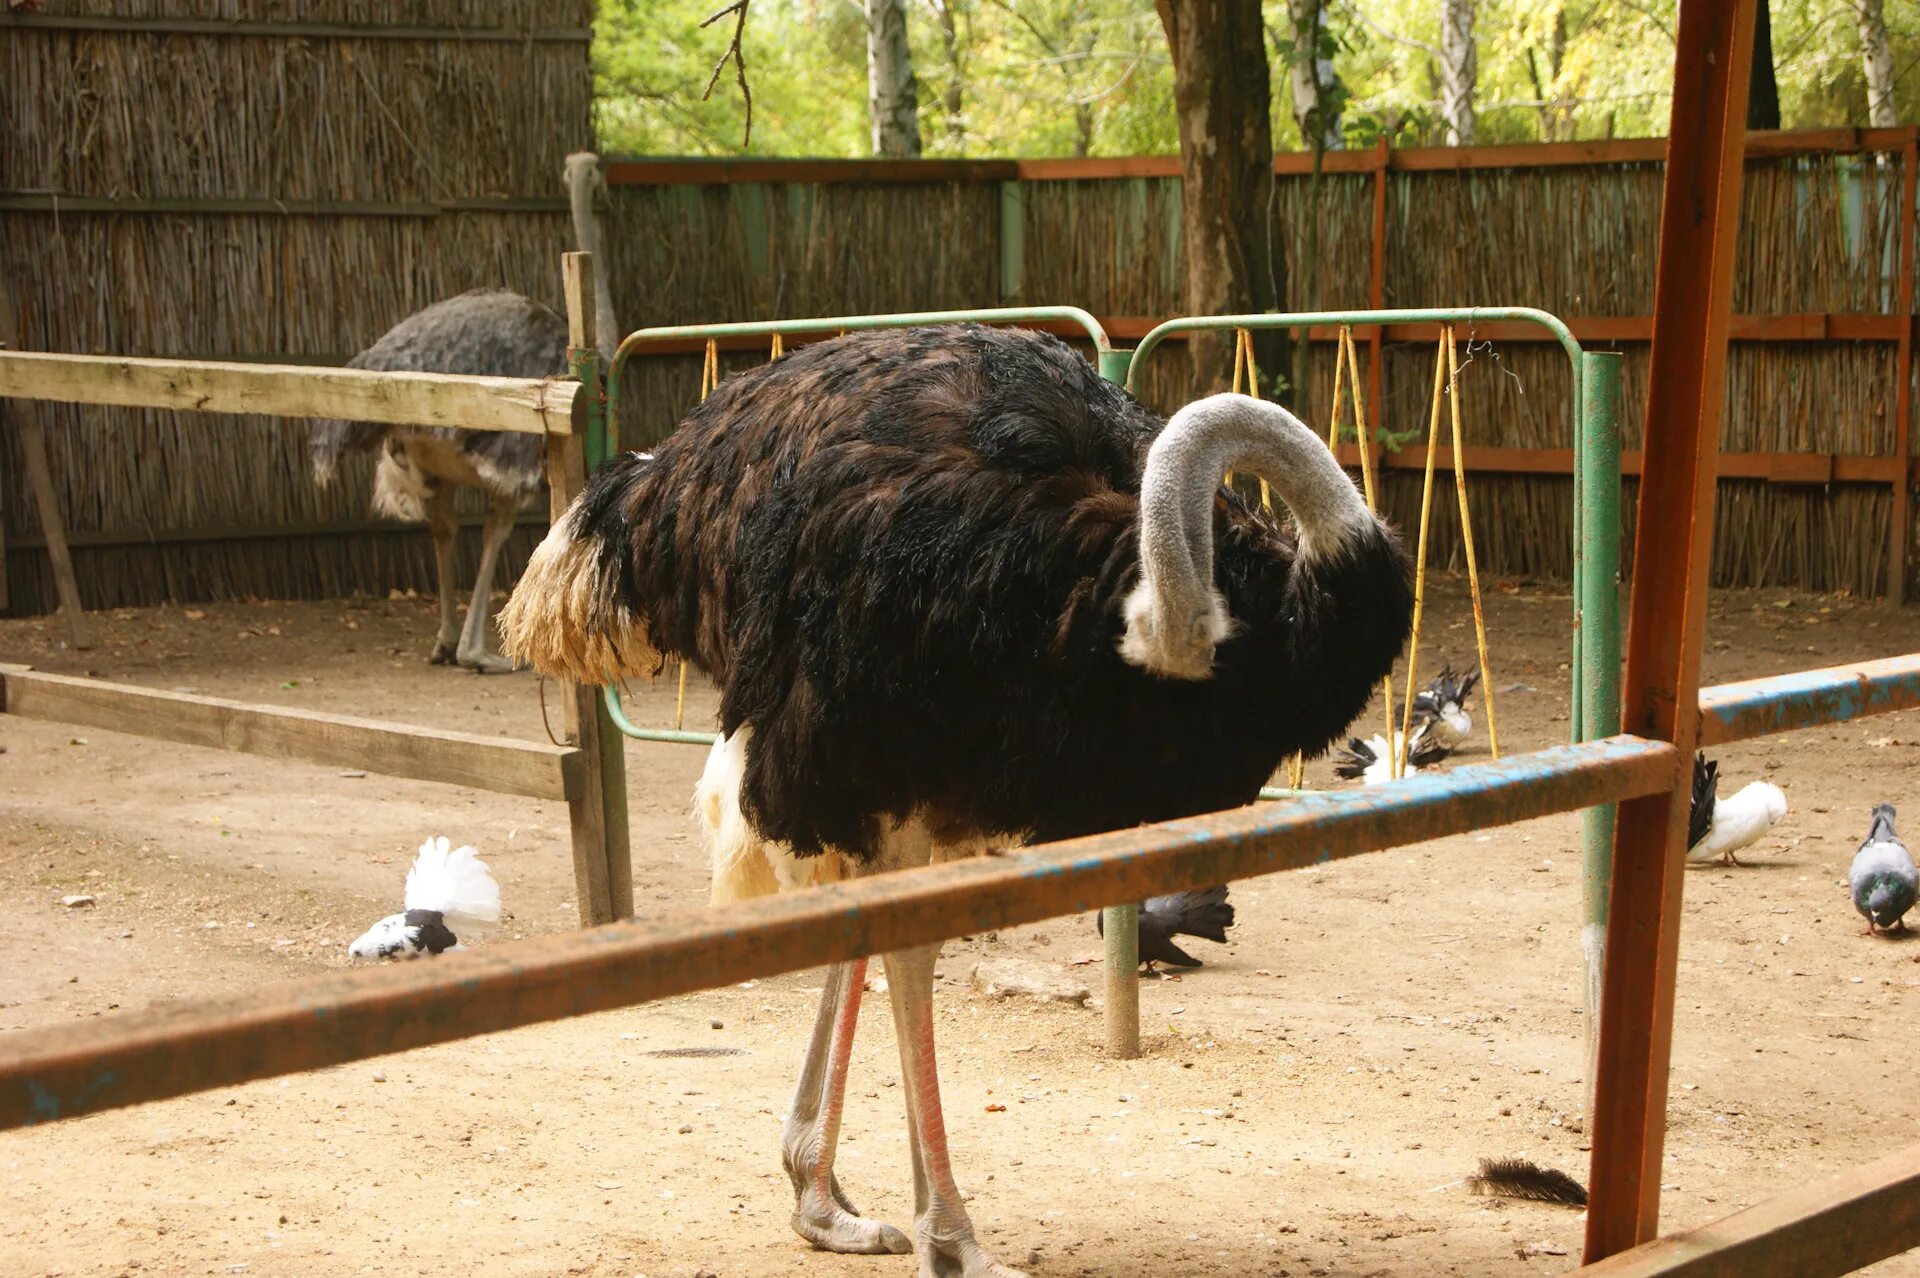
970,958,1091,1006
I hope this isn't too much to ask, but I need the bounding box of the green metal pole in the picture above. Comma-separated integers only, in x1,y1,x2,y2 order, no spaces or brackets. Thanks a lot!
1578,351,1623,1085
1096,345,1142,1059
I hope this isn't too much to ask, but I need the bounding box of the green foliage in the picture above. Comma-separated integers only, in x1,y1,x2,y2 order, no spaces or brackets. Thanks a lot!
594,0,1920,158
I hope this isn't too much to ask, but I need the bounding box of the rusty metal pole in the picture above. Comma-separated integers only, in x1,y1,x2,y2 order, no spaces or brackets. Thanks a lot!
1583,0,1757,1262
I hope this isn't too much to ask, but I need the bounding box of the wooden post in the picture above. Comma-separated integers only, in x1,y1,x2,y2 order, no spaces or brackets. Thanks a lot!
1368,136,1389,449
1584,0,1756,1261
1891,133,1916,604
0,278,88,647
553,251,632,925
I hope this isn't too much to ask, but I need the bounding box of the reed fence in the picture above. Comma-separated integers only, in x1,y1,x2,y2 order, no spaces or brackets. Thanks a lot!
3,5,1915,612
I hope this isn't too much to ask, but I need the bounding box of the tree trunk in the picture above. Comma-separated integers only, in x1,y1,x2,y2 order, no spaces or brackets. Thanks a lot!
1286,0,1344,151
931,0,967,147
1747,0,1781,130
1156,0,1289,400
866,0,923,158
1438,0,1476,146
1854,0,1897,128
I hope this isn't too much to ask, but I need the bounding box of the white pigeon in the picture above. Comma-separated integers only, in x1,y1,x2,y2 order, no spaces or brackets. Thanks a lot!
1685,754,1787,865
1332,729,1447,785
348,836,502,960
1850,803,1917,936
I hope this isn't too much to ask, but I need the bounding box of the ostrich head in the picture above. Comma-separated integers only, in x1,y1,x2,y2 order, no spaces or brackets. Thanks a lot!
1119,393,1378,680
562,151,619,362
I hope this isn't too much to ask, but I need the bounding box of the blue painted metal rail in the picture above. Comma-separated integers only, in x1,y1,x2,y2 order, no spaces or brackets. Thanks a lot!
0,735,1676,1130
1698,654,1920,746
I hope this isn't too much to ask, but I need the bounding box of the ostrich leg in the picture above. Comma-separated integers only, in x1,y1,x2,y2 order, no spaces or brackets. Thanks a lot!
425,485,462,665
882,941,1027,1278
454,491,523,674
783,958,911,1255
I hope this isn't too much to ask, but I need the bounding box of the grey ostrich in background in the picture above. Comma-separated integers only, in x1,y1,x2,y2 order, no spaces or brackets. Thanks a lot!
309,151,619,673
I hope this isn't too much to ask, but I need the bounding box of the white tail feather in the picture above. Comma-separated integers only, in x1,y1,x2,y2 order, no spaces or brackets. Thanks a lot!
403,836,502,931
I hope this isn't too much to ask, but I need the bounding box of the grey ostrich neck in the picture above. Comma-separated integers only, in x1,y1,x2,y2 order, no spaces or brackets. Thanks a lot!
564,154,619,363
1121,393,1374,680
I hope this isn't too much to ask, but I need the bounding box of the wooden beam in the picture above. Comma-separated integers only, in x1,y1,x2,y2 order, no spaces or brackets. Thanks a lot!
0,352,580,436
1586,0,1756,1261
12,418,89,649
0,282,88,648
605,158,1022,187
0,737,1678,1132
599,129,1920,192
1576,1142,1920,1277
0,13,593,40
1893,141,1916,604
5,511,548,551
557,251,628,926
1329,444,1896,484
0,668,580,801
0,194,570,217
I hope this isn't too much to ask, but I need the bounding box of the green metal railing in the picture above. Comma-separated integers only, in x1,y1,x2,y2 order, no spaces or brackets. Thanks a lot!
1127,308,1623,1048
579,304,1623,1058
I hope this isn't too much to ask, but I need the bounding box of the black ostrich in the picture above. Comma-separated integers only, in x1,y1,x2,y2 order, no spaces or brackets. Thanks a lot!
310,151,617,673
500,325,1414,1277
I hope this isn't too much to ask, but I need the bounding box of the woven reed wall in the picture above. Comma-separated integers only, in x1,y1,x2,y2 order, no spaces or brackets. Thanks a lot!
2,1,593,615
4,67,1912,613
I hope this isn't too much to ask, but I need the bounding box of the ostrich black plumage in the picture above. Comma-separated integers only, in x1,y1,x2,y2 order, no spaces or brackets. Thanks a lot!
500,325,1414,1277
309,152,618,673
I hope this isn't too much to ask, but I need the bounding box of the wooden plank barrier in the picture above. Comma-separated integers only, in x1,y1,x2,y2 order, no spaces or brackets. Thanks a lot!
0,667,580,802
1578,1143,1920,1277
0,351,582,436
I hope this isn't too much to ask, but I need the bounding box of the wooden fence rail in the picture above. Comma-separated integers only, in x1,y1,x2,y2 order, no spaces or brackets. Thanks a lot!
0,666,580,801
0,352,582,436
0,273,628,926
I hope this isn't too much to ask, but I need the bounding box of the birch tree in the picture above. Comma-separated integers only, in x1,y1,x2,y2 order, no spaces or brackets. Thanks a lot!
1437,0,1475,145
1853,0,1897,128
1285,0,1346,150
867,0,923,156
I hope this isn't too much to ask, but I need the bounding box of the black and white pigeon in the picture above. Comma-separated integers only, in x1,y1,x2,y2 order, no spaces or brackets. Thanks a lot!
1686,752,1787,865
1096,885,1236,970
348,836,502,960
1408,665,1478,750
1849,804,1917,936
1333,728,1449,784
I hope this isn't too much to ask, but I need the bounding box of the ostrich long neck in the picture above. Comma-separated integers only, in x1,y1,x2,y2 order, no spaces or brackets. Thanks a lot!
565,161,620,362
1141,394,1372,584
1123,395,1374,679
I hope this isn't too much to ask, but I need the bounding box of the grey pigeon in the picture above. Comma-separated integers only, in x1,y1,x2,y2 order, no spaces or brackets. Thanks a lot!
1096,885,1236,970
1849,804,1917,936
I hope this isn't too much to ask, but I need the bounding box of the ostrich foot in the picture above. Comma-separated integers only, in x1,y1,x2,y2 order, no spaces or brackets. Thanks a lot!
790,1182,911,1255
913,1228,1029,1278
458,649,523,675
429,639,459,665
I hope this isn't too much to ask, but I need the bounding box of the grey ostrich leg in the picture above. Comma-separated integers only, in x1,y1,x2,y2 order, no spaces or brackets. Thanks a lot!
782,958,912,1255
882,941,1026,1278
867,821,1027,1278
453,491,524,673
425,486,463,665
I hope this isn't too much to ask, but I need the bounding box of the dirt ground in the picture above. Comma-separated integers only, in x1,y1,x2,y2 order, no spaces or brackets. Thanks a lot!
4,578,1920,1278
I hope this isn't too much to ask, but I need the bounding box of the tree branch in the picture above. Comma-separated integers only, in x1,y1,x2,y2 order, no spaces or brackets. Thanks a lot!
699,0,754,147
1339,0,1439,59
1608,0,1674,46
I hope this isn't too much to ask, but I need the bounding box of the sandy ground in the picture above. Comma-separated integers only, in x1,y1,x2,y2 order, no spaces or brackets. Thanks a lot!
3,579,1920,1278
